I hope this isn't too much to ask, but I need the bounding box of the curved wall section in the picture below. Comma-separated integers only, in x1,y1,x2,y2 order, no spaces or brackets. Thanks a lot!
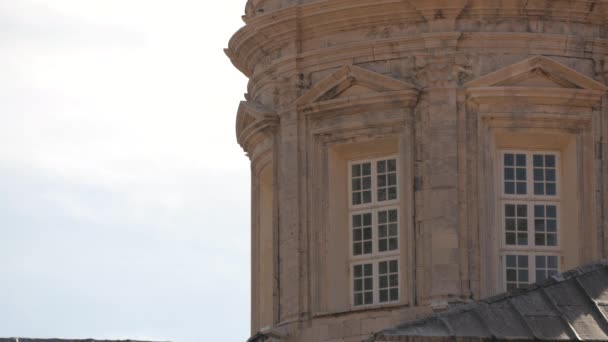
227,1,608,341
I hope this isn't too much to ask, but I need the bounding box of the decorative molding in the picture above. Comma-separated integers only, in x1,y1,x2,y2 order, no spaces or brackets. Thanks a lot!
466,56,607,107
407,0,468,21
236,101,279,154
228,1,608,78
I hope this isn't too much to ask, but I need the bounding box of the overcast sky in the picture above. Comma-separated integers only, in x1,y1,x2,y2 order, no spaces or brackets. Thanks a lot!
0,1,250,341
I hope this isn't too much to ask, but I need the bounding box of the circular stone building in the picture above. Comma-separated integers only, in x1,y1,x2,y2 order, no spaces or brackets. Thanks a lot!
226,1,608,341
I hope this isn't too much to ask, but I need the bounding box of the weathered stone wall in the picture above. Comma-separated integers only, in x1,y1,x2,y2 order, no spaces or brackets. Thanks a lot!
228,1,608,341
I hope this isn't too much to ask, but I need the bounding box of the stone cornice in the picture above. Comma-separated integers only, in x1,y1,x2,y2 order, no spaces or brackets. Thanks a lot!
236,101,279,154
242,0,608,24
300,90,419,119
468,87,605,107
246,34,608,98
228,0,608,77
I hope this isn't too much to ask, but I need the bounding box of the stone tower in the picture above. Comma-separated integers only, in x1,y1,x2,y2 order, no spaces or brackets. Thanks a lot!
226,1,608,341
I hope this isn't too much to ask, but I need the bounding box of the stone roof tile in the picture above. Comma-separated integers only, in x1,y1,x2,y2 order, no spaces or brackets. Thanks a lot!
371,259,608,341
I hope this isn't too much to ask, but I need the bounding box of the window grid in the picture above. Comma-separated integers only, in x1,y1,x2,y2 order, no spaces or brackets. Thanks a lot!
378,209,399,253
505,254,529,291
349,156,400,308
351,162,372,206
504,204,528,246
353,263,374,306
352,213,373,256
533,154,557,196
379,260,399,303
377,159,397,202
349,156,399,209
535,255,559,282
503,153,527,195
500,150,561,292
534,204,558,247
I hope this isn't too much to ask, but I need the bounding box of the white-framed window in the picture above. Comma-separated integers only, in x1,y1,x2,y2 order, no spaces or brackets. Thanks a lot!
349,156,400,307
500,150,561,291
350,157,399,208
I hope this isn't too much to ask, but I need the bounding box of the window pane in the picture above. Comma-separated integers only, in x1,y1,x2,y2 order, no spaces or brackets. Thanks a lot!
504,153,514,166
379,240,387,252
519,270,528,282
378,158,398,202
362,163,371,175
354,293,362,306
389,238,398,251
379,259,398,303
378,210,398,253
390,260,398,273
379,226,387,238
505,204,527,246
379,289,388,302
518,255,528,267
353,263,374,307
533,154,558,197
354,279,362,291
388,173,397,186
516,154,526,166
505,254,529,289
354,265,362,278
351,162,373,205
363,213,372,226
389,274,398,287
506,255,516,267
378,211,387,223
535,255,559,283
353,213,373,256
362,191,372,204
517,205,527,217
533,205,558,247
516,182,527,195
377,160,386,173
536,255,545,268
505,182,515,194
378,175,386,187
546,169,556,181
379,261,387,274
548,256,558,268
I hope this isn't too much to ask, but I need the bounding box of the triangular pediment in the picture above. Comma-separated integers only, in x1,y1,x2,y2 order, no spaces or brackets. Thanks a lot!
466,56,607,92
296,65,418,105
